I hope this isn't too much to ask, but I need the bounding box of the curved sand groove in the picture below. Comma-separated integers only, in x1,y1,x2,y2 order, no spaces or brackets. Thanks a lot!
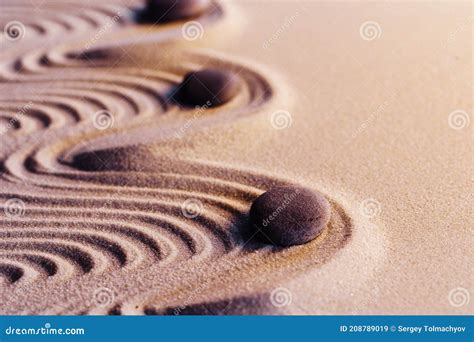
142,293,289,316
0,113,38,136
0,241,95,274
105,199,355,315
4,218,164,261
0,253,58,277
0,231,128,267
0,50,276,185
0,263,24,284
0,146,356,314
0,129,356,314
0,206,218,261
0,179,249,256
0,2,129,44
1,0,224,60
0,48,272,122
0,49,273,155
0,107,52,132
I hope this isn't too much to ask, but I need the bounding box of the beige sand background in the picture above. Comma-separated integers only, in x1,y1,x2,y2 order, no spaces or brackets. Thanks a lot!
0,0,472,314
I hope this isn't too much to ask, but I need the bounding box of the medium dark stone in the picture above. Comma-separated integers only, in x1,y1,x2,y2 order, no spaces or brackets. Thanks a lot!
139,0,211,23
176,69,240,107
249,186,331,247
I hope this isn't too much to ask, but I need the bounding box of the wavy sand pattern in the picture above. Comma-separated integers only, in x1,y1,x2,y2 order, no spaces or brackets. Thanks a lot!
0,0,384,314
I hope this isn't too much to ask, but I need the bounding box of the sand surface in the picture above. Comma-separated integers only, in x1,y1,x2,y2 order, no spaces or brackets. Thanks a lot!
0,0,472,315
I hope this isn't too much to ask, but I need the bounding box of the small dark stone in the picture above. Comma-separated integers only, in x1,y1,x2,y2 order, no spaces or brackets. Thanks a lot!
176,69,240,107
249,186,331,247
139,0,211,23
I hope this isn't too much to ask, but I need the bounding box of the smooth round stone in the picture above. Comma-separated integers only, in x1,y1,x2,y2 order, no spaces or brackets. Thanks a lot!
141,0,211,22
176,69,240,107
249,186,331,247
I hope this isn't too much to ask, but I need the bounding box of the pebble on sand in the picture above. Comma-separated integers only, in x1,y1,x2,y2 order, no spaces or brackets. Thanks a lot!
176,69,240,107
249,186,331,247
139,0,211,23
